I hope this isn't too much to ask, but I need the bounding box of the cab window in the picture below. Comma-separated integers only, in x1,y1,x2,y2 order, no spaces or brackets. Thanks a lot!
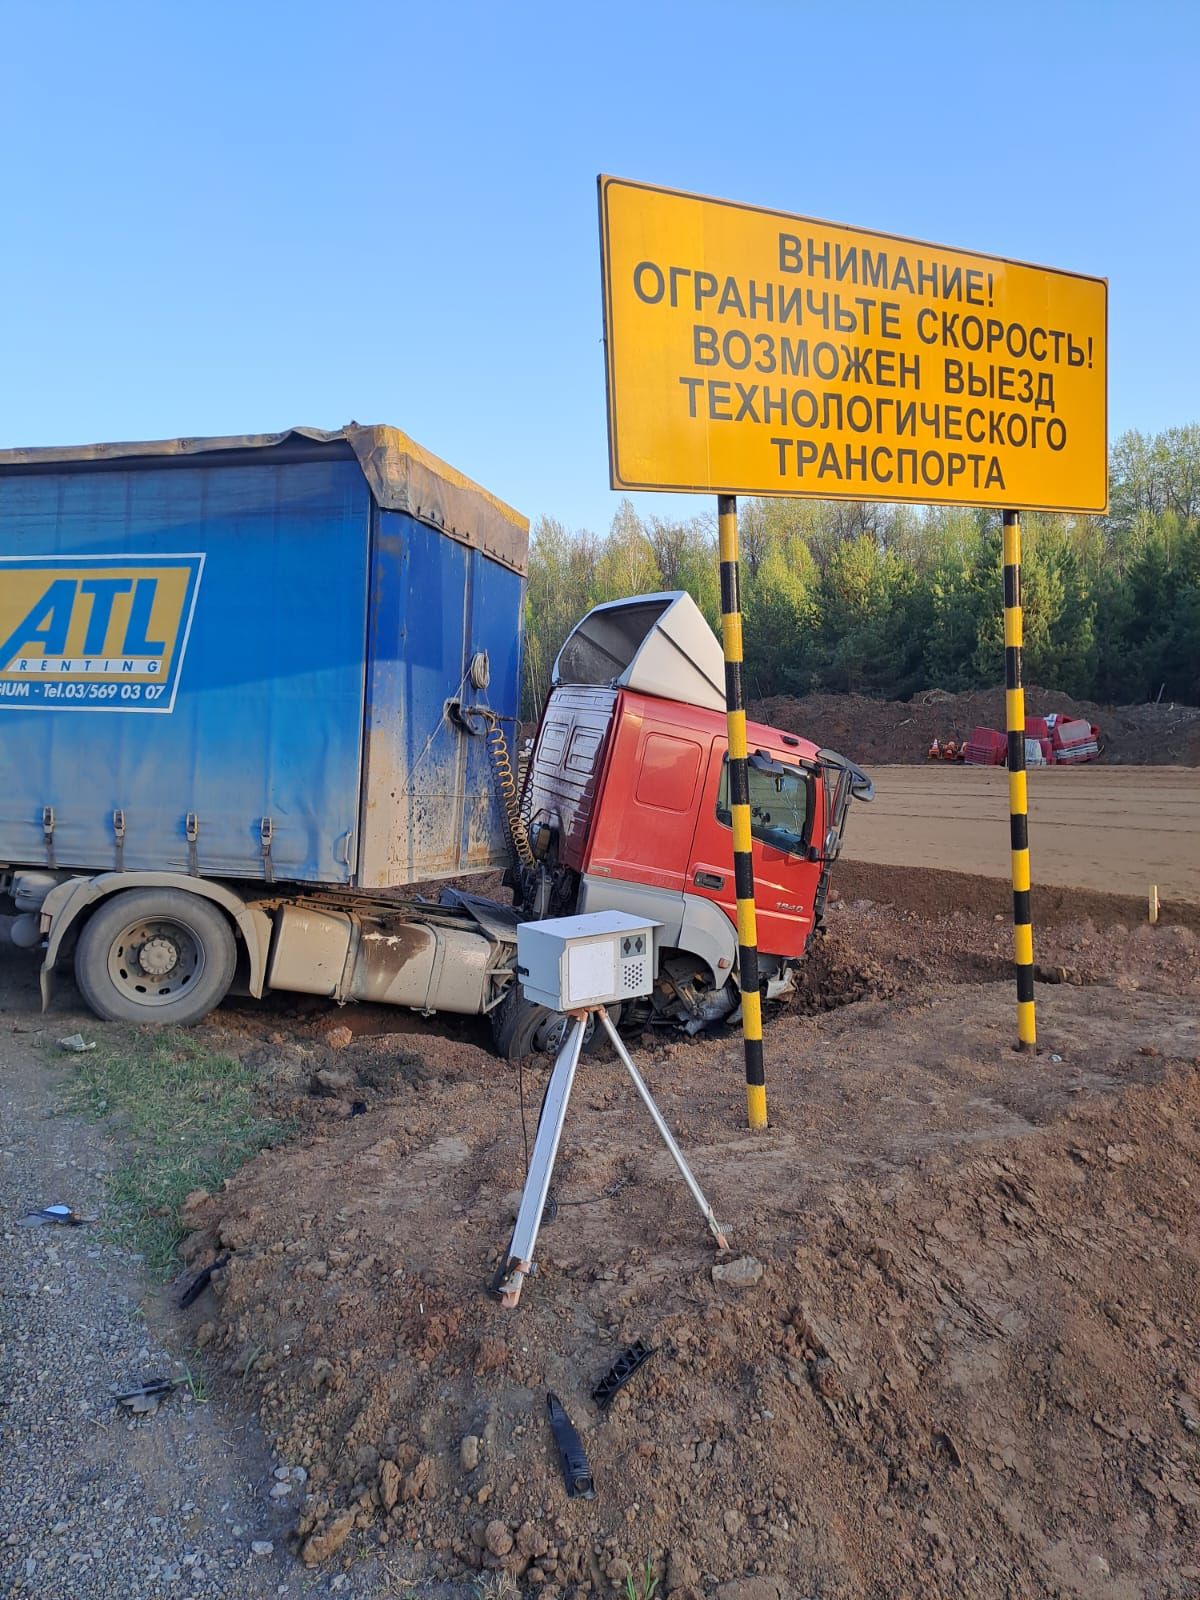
716,755,812,856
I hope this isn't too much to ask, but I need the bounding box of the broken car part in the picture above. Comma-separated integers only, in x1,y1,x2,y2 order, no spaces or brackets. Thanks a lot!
591,1339,657,1411
546,1392,594,1499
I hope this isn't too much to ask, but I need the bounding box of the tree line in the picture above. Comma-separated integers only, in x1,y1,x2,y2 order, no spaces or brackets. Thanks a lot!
522,425,1200,714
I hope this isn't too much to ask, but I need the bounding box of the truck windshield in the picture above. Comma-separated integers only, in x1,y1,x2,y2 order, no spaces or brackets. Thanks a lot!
716,758,812,857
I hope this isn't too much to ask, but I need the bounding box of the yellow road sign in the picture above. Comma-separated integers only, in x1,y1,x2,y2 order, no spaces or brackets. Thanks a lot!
598,177,1108,512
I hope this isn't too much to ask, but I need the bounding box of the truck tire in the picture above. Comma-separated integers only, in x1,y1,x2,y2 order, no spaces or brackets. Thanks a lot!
490,989,621,1061
74,888,237,1026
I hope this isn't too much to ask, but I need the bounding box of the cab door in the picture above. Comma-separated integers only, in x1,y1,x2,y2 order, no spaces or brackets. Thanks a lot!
686,744,822,959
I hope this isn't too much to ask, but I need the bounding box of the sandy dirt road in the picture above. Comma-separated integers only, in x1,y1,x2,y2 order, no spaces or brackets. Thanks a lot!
841,764,1200,903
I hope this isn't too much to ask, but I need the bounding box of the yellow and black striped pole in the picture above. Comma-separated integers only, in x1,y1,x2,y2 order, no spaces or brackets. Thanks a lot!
1003,509,1037,1050
718,494,767,1129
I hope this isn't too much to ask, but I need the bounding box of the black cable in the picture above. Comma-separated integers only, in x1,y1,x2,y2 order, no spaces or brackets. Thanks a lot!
553,1177,630,1209
518,1051,530,1175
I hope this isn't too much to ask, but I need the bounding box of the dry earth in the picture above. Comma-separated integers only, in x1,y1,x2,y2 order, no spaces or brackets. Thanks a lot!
158,878,1200,1600
750,687,1200,768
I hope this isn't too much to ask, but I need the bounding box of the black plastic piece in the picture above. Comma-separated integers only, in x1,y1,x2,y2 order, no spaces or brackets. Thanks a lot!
113,1377,177,1412
591,1339,657,1411
546,1392,594,1499
179,1255,228,1309
115,1377,175,1400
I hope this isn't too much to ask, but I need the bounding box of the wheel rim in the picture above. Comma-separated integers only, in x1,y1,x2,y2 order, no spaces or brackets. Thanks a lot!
106,916,205,1007
530,1010,594,1053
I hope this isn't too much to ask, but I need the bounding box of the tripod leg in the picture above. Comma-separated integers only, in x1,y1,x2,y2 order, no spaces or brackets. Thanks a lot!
496,1015,586,1307
598,1008,729,1251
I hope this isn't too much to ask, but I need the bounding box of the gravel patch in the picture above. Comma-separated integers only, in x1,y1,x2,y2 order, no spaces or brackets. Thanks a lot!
0,949,470,1599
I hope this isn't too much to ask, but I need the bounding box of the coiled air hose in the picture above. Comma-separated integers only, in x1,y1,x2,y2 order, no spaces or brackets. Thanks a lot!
478,708,535,870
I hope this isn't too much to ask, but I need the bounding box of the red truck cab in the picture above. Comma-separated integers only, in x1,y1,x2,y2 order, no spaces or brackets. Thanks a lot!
514,594,871,1039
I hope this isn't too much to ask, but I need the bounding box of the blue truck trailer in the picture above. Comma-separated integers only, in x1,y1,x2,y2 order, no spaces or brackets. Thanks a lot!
0,426,532,1028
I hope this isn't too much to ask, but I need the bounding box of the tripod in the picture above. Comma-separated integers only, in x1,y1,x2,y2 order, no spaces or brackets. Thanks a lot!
495,1005,729,1308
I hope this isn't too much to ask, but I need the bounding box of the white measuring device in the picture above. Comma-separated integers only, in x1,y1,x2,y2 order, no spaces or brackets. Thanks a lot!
495,911,728,1308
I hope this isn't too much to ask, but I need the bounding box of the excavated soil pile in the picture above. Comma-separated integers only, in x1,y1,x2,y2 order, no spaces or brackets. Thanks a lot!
749,687,1200,767
182,895,1200,1600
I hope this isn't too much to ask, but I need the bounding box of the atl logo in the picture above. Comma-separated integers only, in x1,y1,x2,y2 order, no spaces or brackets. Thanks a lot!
0,555,204,712
1,576,168,668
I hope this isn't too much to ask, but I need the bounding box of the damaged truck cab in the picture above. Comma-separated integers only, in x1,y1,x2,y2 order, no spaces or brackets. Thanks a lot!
501,593,872,1048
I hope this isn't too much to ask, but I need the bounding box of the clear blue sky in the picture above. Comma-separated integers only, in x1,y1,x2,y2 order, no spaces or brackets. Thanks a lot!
1,0,1196,533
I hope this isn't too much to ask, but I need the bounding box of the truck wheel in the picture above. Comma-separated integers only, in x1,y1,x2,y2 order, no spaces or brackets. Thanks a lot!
491,991,582,1060
490,990,622,1061
74,889,237,1026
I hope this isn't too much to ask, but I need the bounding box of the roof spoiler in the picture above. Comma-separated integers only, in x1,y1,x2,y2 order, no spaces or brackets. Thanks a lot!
552,591,726,712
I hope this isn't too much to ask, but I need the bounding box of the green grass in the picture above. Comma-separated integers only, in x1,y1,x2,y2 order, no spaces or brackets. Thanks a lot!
625,1558,660,1600
63,1028,293,1274
180,1363,211,1403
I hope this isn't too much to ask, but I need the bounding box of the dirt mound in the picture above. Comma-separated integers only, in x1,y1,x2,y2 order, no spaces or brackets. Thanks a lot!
785,922,897,1014
750,686,1200,767
833,861,1200,934
180,909,1200,1598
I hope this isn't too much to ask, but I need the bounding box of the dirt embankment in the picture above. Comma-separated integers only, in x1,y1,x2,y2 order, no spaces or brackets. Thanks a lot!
750,686,1200,768
176,884,1200,1600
